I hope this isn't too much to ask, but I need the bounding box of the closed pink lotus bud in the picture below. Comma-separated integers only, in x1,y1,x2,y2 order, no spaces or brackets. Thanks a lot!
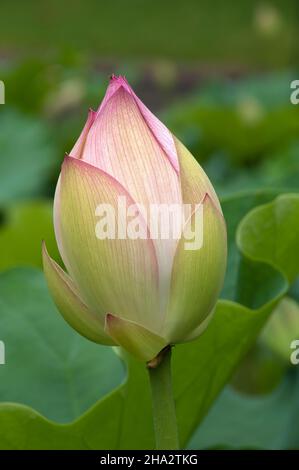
43,76,227,362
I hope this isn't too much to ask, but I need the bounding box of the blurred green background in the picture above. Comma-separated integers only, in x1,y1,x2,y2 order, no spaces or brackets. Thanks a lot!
1,0,299,450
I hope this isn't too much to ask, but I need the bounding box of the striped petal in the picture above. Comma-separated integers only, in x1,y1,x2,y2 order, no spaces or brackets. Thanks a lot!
81,82,181,213
53,107,96,266
42,242,114,345
71,109,96,159
175,136,222,211
56,156,161,331
105,313,168,362
183,308,215,342
81,78,183,307
162,194,227,343
95,75,179,173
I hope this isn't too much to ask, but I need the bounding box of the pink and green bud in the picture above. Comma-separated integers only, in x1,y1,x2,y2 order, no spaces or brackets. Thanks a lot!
43,75,227,362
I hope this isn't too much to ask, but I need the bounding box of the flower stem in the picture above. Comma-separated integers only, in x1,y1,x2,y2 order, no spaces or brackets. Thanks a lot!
147,346,179,450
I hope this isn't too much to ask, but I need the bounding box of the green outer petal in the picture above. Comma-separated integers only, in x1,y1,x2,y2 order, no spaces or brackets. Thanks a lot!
105,314,168,362
42,242,114,345
163,194,227,343
182,307,215,342
174,136,222,212
58,156,160,331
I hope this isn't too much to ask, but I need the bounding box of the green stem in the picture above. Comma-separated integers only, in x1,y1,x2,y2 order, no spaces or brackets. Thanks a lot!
148,346,179,450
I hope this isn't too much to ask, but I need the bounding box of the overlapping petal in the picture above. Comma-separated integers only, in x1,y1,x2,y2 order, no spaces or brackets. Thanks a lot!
175,136,221,211
47,76,228,359
56,156,161,331
42,242,114,345
80,78,183,300
105,313,167,362
96,75,180,173
71,109,96,159
162,194,227,343
81,84,181,214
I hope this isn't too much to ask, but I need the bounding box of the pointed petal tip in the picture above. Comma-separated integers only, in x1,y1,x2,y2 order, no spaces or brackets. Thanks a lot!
88,108,96,120
42,240,52,268
107,75,133,100
69,109,96,159
105,312,114,327
109,74,129,87
61,154,75,173
42,240,61,277
202,192,224,219
63,153,78,166
202,192,209,202
95,75,180,175
42,240,51,262
42,240,48,267
96,74,132,115
62,154,98,174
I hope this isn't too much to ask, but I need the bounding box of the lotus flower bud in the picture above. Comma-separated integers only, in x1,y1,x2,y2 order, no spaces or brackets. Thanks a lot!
43,75,227,362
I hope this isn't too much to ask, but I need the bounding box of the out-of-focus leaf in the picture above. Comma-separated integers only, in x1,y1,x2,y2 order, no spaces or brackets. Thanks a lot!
0,1,297,66
228,293,299,398
164,73,299,170
231,344,286,395
195,72,296,109
2,60,55,114
258,141,299,190
166,104,299,165
261,297,299,363
189,373,299,450
0,200,60,271
0,110,57,205
203,141,299,197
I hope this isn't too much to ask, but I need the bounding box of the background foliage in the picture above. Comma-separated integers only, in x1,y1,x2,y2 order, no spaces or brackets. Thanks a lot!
0,0,299,449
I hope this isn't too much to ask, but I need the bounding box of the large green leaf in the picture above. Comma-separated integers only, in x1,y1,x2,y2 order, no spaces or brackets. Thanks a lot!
189,373,299,450
0,192,298,449
189,298,299,450
237,193,299,283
